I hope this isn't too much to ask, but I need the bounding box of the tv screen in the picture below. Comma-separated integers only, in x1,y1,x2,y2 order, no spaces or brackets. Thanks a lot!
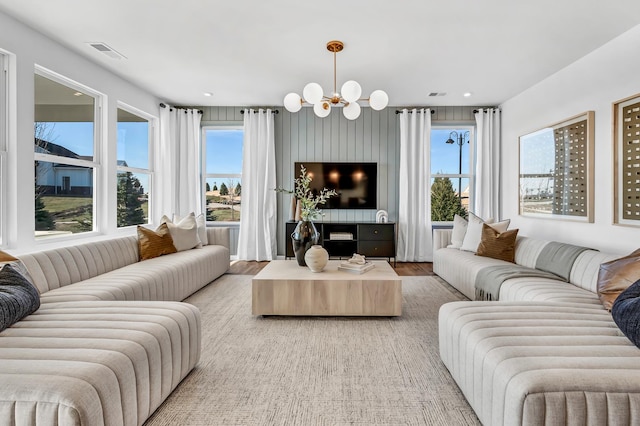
294,162,377,209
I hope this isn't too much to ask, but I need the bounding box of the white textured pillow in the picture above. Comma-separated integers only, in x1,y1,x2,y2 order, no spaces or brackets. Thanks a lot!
460,213,495,253
161,213,200,251
174,213,207,246
447,214,468,249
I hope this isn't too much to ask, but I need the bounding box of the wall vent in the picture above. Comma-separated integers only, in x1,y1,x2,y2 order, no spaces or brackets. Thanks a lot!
428,92,447,97
87,42,126,60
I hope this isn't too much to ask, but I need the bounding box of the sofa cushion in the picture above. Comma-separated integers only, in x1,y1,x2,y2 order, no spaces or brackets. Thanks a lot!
174,213,208,246
162,213,201,251
460,214,509,253
137,223,177,260
597,248,640,311
612,279,640,348
476,223,519,263
0,263,40,332
448,214,468,249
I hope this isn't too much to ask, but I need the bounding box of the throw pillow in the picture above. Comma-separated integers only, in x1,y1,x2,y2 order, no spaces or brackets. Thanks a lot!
460,213,510,253
476,223,519,263
447,214,468,249
0,263,41,332
174,212,208,246
161,213,201,251
0,249,18,262
611,279,640,349
597,248,640,311
137,223,177,261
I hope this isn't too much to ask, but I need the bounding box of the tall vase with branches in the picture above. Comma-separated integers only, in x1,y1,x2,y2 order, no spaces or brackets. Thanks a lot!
276,165,337,266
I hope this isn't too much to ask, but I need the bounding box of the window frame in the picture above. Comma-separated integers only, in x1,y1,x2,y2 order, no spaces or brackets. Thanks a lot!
116,102,154,228
0,52,7,246
201,125,243,225
33,66,103,240
430,124,476,223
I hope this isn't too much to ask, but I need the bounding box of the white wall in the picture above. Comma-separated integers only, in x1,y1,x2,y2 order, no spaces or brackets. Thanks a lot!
501,24,640,255
0,10,161,252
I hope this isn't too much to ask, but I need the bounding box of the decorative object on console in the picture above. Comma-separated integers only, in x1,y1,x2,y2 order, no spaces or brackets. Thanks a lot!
376,210,388,223
291,221,319,267
611,278,640,349
519,111,594,222
137,223,177,261
304,245,329,272
283,40,388,120
597,248,640,311
476,223,519,263
613,93,640,226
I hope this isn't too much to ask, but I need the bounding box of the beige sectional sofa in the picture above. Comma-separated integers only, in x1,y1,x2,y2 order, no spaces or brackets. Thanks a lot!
433,228,640,426
0,227,230,426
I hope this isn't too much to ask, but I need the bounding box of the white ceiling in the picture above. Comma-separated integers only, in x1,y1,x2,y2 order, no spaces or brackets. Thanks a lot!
2,0,640,108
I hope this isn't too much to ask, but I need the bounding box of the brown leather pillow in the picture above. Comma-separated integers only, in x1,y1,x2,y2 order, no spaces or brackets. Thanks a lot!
0,250,17,262
476,223,519,263
597,248,640,311
137,223,177,261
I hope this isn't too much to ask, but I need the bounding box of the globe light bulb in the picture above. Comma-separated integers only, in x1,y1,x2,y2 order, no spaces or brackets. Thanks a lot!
369,90,389,111
283,93,302,113
313,101,331,118
341,80,362,103
303,83,323,105
343,102,361,120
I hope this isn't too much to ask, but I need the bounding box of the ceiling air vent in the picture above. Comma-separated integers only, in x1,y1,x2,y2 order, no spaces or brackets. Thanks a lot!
428,92,447,97
87,42,126,60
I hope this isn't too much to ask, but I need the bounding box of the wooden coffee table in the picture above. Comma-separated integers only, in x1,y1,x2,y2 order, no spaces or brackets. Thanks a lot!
252,260,401,316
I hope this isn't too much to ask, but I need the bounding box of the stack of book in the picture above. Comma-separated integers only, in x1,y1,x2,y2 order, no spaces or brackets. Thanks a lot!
338,261,375,274
330,232,354,241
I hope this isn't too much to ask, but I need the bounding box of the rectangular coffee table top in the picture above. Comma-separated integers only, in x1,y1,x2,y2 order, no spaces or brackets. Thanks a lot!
254,259,398,280
252,260,401,316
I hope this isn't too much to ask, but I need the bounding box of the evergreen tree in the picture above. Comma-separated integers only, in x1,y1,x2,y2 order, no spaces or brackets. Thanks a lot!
35,195,55,231
212,182,218,191
235,182,241,196
431,177,467,221
117,172,145,227
219,182,229,196
206,182,211,192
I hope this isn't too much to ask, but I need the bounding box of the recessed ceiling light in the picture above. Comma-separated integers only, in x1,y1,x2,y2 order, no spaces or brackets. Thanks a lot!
463,92,472,97
203,92,213,97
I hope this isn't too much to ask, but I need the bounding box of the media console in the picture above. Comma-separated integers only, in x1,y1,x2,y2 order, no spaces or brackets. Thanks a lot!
285,221,396,266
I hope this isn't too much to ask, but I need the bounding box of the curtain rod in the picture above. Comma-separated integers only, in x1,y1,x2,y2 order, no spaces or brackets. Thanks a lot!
472,108,501,114
159,103,203,114
395,109,435,114
240,109,279,114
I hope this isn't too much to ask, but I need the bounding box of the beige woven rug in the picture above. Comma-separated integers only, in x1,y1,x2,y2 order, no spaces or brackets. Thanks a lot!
145,274,480,425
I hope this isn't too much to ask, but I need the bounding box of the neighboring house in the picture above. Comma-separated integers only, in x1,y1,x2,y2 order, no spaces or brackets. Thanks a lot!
35,139,93,196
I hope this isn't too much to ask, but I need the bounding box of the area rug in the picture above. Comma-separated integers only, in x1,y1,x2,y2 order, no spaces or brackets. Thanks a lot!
145,274,480,425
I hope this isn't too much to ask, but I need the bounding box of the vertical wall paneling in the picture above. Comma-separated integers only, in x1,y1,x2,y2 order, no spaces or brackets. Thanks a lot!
199,105,478,256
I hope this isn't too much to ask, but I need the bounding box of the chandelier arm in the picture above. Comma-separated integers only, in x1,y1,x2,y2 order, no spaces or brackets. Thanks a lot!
333,51,337,96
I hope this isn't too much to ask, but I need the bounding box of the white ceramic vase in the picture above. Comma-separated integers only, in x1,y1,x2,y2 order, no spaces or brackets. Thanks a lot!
304,245,329,272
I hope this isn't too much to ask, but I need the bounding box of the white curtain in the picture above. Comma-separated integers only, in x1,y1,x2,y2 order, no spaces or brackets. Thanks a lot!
157,106,202,221
474,108,501,219
237,109,277,260
397,109,432,262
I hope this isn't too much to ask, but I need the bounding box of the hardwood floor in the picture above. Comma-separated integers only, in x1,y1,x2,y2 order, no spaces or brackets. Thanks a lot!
228,260,433,276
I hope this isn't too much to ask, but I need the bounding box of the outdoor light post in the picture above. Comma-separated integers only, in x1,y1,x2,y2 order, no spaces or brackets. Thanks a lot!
445,130,470,201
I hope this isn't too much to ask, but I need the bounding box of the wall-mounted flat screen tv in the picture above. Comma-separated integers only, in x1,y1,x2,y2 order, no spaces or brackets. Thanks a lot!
294,162,377,209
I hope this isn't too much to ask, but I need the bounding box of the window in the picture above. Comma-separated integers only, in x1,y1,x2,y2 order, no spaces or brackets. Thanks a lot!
0,52,7,245
430,126,474,222
34,69,101,238
202,126,243,222
117,105,152,227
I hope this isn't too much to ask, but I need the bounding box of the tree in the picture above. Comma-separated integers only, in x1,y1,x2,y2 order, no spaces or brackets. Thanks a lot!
235,182,241,196
212,182,218,191
35,195,55,231
431,177,467,221
117,172,145,227
219,182,228,196
206,182,211,192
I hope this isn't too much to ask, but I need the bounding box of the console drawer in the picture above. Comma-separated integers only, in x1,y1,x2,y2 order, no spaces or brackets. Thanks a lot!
358,240,395,257
358,224,394,241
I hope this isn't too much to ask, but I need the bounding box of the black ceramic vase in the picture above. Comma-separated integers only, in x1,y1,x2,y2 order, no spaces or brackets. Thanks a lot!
291,220,319,266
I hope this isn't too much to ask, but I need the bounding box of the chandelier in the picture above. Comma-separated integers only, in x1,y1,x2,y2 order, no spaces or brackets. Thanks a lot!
283,40,389,120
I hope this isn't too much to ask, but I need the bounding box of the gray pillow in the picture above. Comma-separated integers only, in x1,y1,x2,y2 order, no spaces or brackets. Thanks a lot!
0,263,41,332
